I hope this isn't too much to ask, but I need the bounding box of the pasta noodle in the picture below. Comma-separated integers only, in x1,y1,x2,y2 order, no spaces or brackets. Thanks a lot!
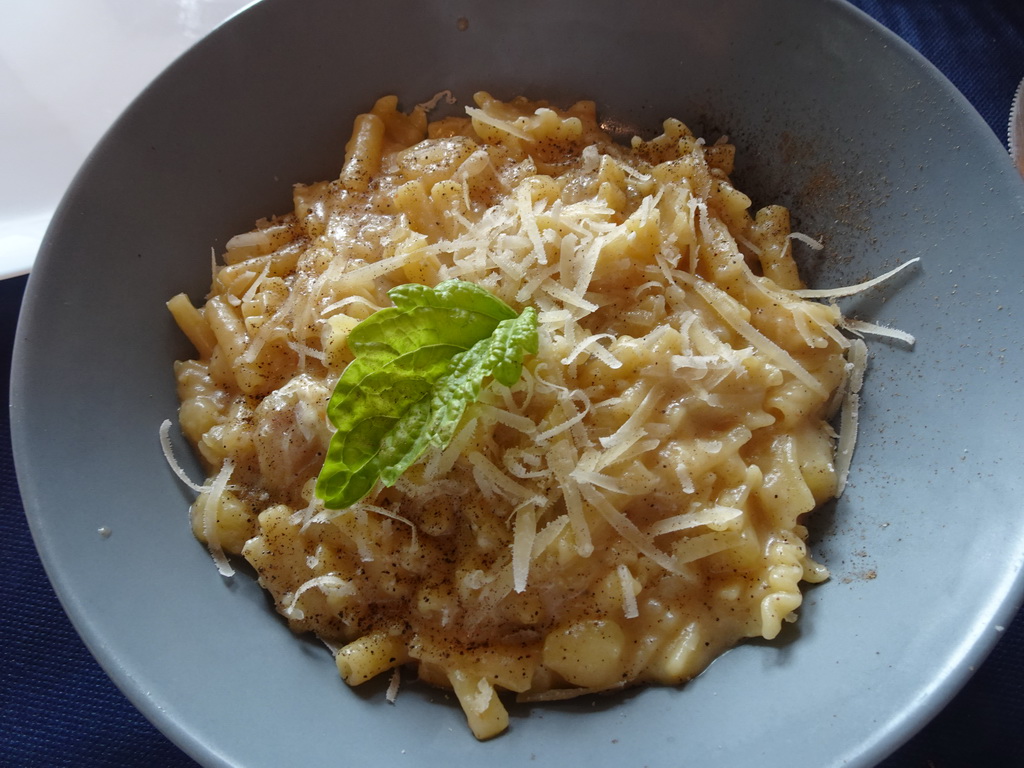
169,92,871,739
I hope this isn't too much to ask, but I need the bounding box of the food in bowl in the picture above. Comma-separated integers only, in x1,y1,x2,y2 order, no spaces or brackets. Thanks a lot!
166,92,888,739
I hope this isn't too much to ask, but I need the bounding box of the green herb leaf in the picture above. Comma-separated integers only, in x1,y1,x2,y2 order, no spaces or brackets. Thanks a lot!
315,280,538,509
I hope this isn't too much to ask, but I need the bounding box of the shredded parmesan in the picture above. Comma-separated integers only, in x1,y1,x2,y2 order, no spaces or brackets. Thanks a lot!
385,667,402,703
283,574,356,620
843,318,916,346
788,231,824,250
200,458,235,577
159,419,202,492
617,564,640,619
794,257,920,299
465,107,534,141
835,338,868,495
512,504,538,593
649,505,743,536
416,89,456,111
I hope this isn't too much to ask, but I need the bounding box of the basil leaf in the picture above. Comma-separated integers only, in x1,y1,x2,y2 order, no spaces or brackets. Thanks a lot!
315,280,538,509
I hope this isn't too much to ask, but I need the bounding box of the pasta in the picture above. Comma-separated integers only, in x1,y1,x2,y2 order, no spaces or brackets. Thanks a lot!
169,92,869,739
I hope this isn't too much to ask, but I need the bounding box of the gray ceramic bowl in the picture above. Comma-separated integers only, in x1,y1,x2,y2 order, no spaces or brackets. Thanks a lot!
12,0,1024,766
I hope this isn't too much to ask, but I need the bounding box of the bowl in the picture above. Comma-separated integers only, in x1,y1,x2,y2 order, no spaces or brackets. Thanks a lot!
12,0,1024,766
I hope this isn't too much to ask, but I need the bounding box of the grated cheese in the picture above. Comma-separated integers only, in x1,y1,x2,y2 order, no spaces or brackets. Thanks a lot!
560,332,618,367
617,564,640,619
835,338,868,495
385,667,402,703
843,318,916,346
465,107,534,141
159,419,203,492
793,257,920,299
788,231,824,250
648,505,744,536
283,574,356,620
512,504,539,593
200,457,235,577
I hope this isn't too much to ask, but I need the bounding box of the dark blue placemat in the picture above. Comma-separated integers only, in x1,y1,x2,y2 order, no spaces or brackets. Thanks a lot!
852,0,1024,146
3,1,1023,766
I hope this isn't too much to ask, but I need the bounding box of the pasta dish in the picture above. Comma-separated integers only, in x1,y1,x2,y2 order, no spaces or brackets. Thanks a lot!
167,93,891,739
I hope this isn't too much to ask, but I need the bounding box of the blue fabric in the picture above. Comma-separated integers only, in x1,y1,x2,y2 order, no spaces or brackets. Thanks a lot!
3,2,1023,766
850,0,1024,147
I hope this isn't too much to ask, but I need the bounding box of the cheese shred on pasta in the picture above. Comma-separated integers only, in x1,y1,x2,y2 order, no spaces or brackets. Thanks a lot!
169,93,887,740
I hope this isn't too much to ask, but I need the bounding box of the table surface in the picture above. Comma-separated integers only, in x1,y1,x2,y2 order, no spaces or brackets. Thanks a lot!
3,1,1023,765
